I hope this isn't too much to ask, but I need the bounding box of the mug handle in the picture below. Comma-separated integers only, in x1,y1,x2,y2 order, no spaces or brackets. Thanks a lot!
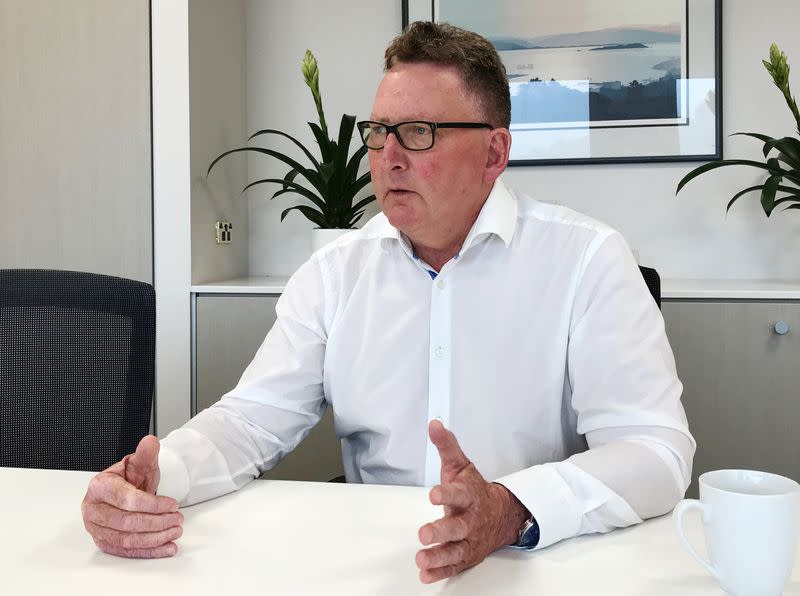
672,499,719,581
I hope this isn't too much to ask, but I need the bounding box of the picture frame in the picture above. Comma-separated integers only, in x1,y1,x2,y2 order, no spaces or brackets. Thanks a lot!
401,0,722,166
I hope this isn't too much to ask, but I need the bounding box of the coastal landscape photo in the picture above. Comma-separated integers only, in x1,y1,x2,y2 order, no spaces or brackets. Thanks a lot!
439,0,687,130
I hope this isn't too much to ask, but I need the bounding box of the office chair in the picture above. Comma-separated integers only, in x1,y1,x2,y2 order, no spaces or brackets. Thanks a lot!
0,269,155,471
638,265,661,309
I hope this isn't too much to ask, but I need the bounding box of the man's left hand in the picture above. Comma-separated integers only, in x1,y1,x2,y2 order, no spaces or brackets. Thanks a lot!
416,420,530,584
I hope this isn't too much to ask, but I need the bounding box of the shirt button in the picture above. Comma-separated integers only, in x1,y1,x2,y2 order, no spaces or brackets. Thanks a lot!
437,279,446,290
434,346,444,359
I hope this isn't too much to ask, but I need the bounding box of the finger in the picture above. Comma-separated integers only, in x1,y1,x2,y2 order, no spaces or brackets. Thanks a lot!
93,539,178,559
420,563,465,584
85,520,183,551
428,421,470,475
125,435,161,493
416,540,470,571
89,473,178,513
419,514,470,546
429,483,473,509
83,502,184,533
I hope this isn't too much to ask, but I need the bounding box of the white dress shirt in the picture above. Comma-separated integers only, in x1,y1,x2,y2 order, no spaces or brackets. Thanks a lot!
158,177,695,550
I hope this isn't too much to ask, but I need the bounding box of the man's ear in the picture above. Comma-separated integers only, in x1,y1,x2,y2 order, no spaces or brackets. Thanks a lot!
483,128,512,184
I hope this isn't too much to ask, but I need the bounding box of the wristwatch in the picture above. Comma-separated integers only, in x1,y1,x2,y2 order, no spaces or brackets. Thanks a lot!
513,513,540,549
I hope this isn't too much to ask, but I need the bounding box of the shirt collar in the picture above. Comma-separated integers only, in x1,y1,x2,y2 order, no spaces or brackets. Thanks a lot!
376,176,518,253
461,176,518,251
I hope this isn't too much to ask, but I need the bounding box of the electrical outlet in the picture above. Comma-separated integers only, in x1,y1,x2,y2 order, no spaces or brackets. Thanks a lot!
215,221,232,244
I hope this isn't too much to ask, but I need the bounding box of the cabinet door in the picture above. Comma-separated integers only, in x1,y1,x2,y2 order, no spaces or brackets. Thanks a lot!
196,295,344,482
662,301,800,496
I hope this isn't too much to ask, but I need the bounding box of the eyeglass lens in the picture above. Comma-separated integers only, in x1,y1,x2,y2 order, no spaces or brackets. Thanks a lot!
361,122,434,150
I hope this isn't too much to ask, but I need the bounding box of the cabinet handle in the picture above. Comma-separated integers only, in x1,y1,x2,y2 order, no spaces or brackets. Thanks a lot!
773,321,790,335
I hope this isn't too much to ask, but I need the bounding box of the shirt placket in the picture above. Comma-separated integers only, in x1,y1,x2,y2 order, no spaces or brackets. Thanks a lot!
424,271,453,486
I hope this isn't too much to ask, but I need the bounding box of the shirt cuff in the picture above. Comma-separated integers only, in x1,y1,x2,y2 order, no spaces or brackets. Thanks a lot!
494,463,583,550
157,444,191,505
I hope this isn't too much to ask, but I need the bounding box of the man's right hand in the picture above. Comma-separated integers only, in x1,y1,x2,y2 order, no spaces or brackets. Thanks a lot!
81,435,184,558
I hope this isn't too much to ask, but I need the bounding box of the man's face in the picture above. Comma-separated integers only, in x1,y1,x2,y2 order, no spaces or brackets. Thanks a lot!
367,62,497,250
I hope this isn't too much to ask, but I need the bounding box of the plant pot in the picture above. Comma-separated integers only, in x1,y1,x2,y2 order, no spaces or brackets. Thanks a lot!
311,228,350,253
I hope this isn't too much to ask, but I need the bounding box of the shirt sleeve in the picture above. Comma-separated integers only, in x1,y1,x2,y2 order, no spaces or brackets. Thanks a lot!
495,231,696,549
157,255,331,506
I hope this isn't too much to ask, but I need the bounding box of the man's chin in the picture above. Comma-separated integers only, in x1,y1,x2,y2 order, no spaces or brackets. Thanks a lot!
383,205,419,233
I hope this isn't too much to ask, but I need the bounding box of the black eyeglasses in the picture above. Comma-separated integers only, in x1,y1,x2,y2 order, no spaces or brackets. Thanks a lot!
356,120,493,151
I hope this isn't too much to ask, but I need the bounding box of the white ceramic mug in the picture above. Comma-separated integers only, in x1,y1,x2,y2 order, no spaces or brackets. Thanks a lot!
673,469,800,596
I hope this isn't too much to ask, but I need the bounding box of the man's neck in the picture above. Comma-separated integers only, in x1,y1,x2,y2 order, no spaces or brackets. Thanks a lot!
405,184,495,272
411,215,476,272
413,243,461,273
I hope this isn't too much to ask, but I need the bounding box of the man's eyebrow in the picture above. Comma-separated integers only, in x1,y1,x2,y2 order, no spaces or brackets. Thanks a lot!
368,116,431,123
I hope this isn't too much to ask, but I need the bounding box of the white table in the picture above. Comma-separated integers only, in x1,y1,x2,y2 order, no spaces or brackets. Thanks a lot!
3,468,800,595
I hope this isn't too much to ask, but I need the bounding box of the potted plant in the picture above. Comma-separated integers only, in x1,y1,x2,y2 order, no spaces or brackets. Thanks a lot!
208,50,376,251
677,44,800,215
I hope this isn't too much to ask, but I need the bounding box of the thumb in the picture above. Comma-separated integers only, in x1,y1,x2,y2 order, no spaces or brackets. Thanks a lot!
124,435,161,494
429,420,470,482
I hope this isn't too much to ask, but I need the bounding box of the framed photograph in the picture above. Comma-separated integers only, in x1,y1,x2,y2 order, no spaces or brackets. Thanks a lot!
402,0,722,166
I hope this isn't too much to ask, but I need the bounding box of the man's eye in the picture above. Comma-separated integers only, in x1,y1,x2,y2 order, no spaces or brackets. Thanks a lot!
372,125,387,135
414,126,429,136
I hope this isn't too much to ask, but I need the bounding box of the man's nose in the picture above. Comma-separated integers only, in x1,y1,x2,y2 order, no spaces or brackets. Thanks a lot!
380,132,408,169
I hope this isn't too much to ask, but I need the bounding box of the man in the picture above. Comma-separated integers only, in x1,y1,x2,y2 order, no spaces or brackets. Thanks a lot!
81,22,694,584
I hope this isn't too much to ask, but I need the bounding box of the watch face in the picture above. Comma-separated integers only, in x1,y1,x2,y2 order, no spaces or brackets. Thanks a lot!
518,517,540,549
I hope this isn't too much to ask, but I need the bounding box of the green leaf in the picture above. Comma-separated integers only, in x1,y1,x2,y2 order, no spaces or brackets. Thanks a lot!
764,161,800,186
348,209,366,227
676,159,785,194
775,153,800,176
270,188,298,201
778,168,800,186
726,184,800,213
309,122,334,163
730,132,775,142
282,168,300,192
726,132,800,164
207,147,326,196
341,172,374,206
725,185,766,212
773,194,800,208
730,132,777,158
345,144,369,185
323,115,357,213
761,136,800,162
760,173,781,216
345,194,376,220
781,201,800,211
247,129,321,169
317,162,336,186
240,177,326,212
280,205,327,227
334,114,356,175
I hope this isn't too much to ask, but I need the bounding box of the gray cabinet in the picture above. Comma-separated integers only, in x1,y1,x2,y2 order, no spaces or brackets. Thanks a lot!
194,295,800,492
662,301,800,496
195,294,344,482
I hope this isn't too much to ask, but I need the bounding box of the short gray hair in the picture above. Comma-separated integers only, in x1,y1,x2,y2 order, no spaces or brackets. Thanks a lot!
384,21,511,129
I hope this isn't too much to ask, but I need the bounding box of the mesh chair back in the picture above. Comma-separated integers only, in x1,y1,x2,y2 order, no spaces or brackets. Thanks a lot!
638,265,661,309
0,269,155,471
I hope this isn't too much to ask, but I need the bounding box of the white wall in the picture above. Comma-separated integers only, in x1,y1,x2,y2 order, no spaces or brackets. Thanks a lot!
504,1,800,280
0,0,152,282
246,0,396,276
244,0,800,280
189,0,249,284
